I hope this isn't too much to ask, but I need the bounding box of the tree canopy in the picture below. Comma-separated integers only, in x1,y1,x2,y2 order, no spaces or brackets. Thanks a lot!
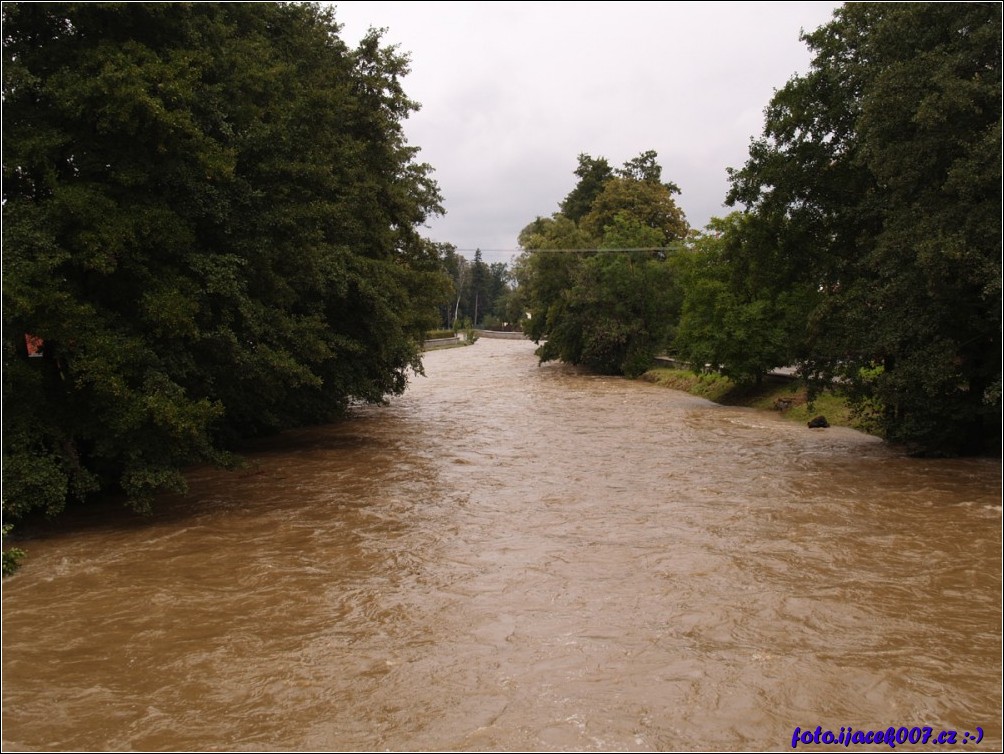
512,4,999,456
432,245,513,330
3,2,450,518
516,151,689,376
559,154,614,223
717,2,1001,454
674,212,819,384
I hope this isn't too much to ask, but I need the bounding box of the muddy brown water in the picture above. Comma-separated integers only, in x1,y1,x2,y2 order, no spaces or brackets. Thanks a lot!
3,339,1001,751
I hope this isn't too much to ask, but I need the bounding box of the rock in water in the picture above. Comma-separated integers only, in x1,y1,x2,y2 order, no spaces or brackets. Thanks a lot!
807,416,830,429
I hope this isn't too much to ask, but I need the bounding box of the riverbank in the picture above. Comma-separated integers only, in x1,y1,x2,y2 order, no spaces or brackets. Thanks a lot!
422,338,471,351
641,366,879,436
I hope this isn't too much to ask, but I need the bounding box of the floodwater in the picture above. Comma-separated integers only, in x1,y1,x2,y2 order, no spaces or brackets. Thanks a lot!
2,338,1000,751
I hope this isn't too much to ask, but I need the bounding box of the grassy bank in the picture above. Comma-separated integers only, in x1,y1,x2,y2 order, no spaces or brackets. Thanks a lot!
422,339,471,351
641,367,880,436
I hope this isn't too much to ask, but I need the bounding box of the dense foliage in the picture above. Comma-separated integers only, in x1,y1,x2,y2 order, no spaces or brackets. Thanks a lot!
712,2,1001,455
674,212,820,385
514,5,999,456
515,151,689,376
3,2,450,519
435,246,515,330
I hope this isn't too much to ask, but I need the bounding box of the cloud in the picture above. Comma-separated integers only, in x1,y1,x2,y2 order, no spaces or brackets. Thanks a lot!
332,1,841,263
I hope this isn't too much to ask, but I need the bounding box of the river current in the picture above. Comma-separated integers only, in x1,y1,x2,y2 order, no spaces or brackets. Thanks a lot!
3,338,1000,750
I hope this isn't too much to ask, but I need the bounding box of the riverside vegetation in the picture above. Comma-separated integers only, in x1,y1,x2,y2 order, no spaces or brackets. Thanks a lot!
642,368,877,436
512,3,1000,458
3,3,999,573
3,4,454,539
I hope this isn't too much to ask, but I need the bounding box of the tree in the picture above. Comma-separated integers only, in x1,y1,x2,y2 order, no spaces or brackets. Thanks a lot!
515,214,593,343
559,153,614,223
516,151,689,375
3,3,449,518
675,213,818,383
431,246,512,329
726,2,1001,454
580,177,688,246
480,261,515,328
427,241,463,329
617,149,681,195
543,222,685,377
470,248,487,325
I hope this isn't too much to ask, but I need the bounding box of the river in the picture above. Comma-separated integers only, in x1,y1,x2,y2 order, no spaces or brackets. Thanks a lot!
2,338,1000,751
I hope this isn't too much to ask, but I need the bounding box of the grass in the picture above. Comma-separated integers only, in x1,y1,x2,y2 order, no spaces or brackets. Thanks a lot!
641,367,880,436
425,329,456,340
422,338,472,351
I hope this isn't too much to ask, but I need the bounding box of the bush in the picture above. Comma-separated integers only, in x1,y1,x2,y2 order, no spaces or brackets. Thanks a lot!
2,524,26,576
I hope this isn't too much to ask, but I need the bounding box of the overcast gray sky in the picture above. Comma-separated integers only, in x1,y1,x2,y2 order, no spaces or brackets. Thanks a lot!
331,1,841,263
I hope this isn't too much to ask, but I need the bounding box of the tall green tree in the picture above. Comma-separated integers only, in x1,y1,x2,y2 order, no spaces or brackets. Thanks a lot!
726,2,1001,454
580,177,688,246
559,153,614,223
616,148,681,195
540,218,685,377
470,248,487,325
480,261,515,328
675,213,819,383
516,214,593,344
3,2,449,517
432,246,512,329
431,241,471,329
516,151,689,375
